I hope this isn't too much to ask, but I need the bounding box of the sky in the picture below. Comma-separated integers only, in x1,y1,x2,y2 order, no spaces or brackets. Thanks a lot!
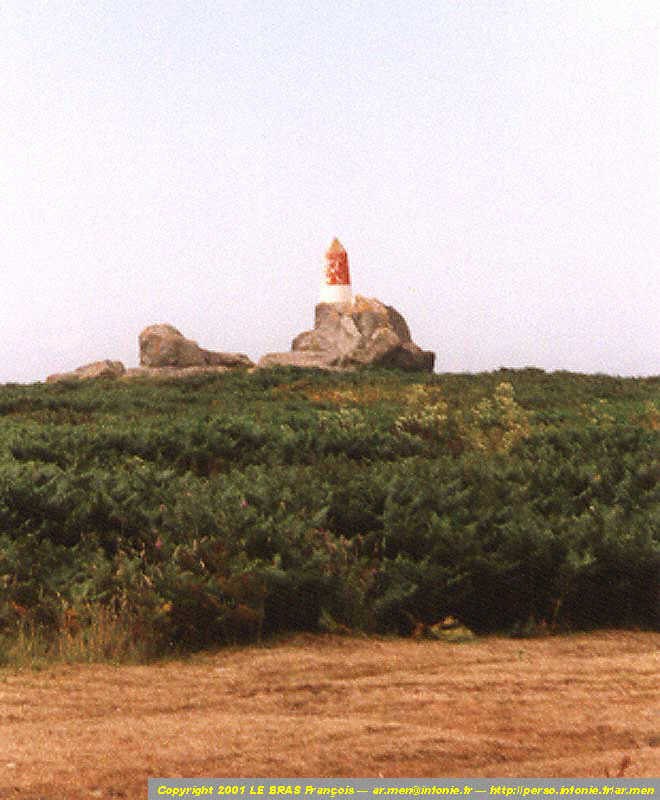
2,0,659,382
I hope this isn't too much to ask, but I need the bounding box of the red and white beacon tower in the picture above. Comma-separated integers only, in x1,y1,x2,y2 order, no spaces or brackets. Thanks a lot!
320,238,352,304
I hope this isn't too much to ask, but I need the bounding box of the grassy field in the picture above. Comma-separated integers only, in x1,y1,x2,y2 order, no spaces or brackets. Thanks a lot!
0,631,658,797
0,367,657,664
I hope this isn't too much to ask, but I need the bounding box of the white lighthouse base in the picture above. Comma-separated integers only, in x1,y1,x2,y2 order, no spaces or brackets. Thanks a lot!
319,284,352,304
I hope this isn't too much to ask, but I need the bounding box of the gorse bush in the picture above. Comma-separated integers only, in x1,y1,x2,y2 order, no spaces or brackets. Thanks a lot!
0,367,657,664
465,381,531,453
393,381,532,455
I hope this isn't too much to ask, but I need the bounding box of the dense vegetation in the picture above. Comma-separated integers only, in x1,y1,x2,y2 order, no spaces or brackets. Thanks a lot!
0,367,657,663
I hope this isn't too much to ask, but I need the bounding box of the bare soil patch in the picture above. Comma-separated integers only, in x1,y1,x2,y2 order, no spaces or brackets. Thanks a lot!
0,631,657,798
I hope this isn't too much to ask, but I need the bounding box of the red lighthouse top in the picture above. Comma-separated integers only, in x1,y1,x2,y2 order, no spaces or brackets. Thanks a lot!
324,238,350,286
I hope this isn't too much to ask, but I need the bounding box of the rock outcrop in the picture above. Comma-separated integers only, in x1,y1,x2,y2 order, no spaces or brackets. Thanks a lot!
45,326,254,383
46,360,126,383
139,324,253,369
257,351,341,370
43,297,431,381
122,365,235,381
259,296,434,371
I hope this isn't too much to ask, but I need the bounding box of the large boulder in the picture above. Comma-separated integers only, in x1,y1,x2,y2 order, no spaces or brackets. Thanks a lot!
139,324,253,369
259,296,434,371
46,360,125,383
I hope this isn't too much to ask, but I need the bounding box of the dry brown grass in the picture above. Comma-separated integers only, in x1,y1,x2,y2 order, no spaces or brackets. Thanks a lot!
1,603,156,669
0,631,658,798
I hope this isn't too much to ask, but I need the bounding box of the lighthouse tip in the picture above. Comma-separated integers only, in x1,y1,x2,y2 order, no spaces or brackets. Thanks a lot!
326,237,346,254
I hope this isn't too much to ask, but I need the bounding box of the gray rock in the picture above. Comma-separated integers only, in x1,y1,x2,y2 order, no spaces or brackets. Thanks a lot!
139,324,204,367
122,365,232,381
202,350,255,369
139,324,253,369
46,359,125,383
257,351,345,370
263,296,434,371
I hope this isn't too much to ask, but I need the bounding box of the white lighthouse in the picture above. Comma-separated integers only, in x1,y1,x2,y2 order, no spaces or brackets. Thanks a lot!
320,238,352,304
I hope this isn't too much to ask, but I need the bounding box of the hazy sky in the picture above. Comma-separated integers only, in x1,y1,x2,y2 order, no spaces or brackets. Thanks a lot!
3,1,659,382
